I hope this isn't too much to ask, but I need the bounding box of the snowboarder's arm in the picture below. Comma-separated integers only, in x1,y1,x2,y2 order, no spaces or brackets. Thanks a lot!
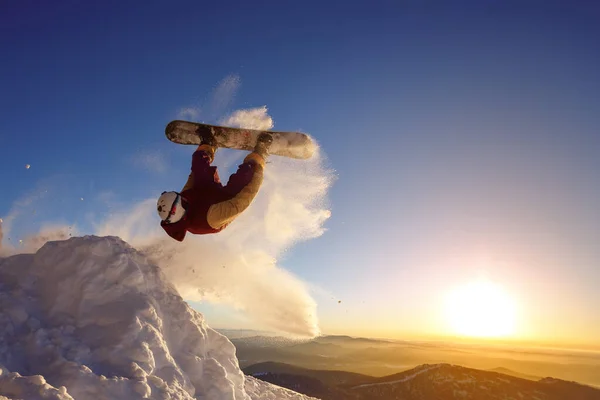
161,220,187,242
206,153,265,229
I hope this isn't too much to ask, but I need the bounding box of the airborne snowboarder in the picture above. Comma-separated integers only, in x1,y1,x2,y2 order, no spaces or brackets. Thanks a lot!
157,130,273,241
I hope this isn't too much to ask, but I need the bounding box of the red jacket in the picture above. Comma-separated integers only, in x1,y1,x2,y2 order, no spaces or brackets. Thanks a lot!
161,150,260,241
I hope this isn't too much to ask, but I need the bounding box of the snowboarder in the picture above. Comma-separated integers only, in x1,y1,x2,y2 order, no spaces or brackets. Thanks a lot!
157,131,273,241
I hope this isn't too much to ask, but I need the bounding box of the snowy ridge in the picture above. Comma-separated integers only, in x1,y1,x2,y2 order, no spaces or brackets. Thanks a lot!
244,376,318,400
352,364,443,389
349,363,600,400
0,236,317,400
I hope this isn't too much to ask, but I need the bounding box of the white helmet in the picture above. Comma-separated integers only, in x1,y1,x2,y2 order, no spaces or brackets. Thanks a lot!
157,191,185,224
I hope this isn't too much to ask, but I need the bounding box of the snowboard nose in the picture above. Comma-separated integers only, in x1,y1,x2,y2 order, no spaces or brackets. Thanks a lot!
165,120,177,137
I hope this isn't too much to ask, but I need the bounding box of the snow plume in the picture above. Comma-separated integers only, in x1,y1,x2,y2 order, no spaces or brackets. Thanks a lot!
0,183,49,240
177,74,241,122
0,174,80,256
96,107,333,337
19,225,74,253
0,220,4,255
0,223,75,257
209,74,241,115
131,149,168,174
177,107,200,120
219,105,274,130
0,180,58,256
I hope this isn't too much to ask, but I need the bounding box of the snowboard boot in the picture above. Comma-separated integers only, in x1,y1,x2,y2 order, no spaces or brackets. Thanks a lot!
197,126,217,147
253,133,273,160
196,127,218,162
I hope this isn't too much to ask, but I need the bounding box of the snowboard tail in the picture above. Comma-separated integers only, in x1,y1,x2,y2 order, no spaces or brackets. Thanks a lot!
165,120,315,159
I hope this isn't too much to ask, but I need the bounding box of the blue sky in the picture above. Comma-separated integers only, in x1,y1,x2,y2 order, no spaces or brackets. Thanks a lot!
2,1,600,345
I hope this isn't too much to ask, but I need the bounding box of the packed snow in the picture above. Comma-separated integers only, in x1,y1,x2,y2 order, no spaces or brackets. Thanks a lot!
244,376,318,400
0,235,318,400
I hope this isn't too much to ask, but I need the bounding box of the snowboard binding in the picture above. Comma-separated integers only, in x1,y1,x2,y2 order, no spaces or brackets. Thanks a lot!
197,126,218,147
254,133,273,158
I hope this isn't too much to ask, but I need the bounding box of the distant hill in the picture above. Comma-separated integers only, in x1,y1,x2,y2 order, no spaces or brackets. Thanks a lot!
312,335,396,346
232,334,600,386
246,362,600,400
248,372,361,400
489,366,542,381
232,335,301,348
216,329,278,339
243,362,374,386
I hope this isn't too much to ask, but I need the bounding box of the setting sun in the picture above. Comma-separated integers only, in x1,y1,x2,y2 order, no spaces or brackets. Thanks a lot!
444,280,517,338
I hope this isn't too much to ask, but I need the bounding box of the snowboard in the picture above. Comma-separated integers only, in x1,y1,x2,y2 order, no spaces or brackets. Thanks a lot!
165,120,315,159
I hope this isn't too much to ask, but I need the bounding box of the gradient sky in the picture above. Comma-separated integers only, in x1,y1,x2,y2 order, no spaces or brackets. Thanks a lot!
1,1,599,346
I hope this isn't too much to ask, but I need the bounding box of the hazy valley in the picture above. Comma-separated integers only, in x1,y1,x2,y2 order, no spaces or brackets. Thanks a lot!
220,331,600,399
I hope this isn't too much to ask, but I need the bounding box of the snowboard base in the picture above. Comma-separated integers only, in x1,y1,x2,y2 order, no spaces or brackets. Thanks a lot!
165,120,315,159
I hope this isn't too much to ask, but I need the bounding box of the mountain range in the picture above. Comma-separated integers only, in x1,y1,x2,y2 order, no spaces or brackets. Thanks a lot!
244,362,600,400
230,334,600,388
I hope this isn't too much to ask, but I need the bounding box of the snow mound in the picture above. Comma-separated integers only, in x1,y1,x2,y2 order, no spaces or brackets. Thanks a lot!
0,235,317,400
244,376,318,400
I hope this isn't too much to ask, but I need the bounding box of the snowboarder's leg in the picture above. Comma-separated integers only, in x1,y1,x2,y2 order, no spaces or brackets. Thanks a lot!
196,144,216,163
182,144,220,192
221,133,272,196
205,138,271,229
